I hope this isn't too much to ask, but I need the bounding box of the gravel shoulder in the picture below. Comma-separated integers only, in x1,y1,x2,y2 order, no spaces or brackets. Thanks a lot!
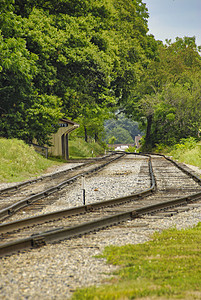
184,163,201,176
1,206,201,300
0,156,201,299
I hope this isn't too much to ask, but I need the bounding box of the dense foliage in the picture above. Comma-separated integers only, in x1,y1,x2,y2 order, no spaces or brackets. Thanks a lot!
0,0,154,145
122,36,201,148
104,113,142,144
0,1,200,148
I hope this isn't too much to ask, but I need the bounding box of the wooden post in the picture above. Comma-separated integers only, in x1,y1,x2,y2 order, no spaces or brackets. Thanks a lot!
65,134,69,160
61,134,65,159
82,176,86,205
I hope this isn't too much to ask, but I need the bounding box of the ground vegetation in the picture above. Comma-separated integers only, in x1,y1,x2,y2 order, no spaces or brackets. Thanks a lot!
0,138,58,182
0,137,104,182
154,137,201,170
72,222,201,299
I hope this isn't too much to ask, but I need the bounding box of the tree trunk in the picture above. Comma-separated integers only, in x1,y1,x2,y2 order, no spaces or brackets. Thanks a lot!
95,132,98,142
145,114,153,148
84,126,88,143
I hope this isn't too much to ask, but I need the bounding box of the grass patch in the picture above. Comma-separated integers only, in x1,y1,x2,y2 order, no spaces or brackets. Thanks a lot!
69,138,105,159
0,137,106,183
154,138,201,170
170,143,201,169
72,223,201,299
0,138,61,182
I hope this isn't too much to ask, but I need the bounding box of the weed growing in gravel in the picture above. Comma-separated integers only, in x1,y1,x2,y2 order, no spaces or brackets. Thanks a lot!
72,222,201,299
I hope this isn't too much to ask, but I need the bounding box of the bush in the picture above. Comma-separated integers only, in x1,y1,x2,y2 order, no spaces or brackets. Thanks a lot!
169,138,201,170
125,146,138,153
173,137,198,151
154,143,171,153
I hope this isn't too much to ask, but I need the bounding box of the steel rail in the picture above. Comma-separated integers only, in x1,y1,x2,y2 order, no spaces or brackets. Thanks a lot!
0,186,154,234
1,153,200,257
0,189,201,257
0,153,117,195
149,153,201,185
0,153,124,221
0,154,154,233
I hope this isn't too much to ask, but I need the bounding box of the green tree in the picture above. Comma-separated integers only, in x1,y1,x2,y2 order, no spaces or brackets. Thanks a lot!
0,0,155,146
106,126,134,144
108,136,116,144
0,7,63,144
151,77,201,145
123,36,201,148
104,113,142,143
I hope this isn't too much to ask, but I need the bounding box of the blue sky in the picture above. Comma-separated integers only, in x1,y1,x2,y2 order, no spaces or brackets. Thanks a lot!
144,0,201,46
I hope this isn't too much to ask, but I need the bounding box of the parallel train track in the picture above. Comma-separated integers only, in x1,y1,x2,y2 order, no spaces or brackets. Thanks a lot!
0,152,124,221
0,153,201,257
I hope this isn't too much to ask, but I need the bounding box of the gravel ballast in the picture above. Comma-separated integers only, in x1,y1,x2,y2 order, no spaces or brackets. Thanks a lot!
0,155,201,299
5,155,150,222
1,207,201,300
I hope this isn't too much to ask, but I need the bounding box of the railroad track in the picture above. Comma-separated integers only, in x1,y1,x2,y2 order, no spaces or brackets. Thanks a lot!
0,152,124,221
0,153,201,257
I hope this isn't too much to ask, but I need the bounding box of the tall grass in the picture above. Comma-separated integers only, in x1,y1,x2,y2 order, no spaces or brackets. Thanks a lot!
0,138,58,182
169,139,201,169
155,138,201,170
69,138,105,158
0,138,105,183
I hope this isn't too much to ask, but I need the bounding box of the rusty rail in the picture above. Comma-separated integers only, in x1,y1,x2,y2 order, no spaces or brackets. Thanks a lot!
0,189,201,257
0,153,201,257
0,153,124,221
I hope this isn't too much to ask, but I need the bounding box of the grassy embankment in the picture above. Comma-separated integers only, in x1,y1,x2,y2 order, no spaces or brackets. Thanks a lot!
0,138,59,182
169,141,201,170
69,138,105,159
0,138,105,183
156,138,201,170
1,137,200,298
72,138,201,299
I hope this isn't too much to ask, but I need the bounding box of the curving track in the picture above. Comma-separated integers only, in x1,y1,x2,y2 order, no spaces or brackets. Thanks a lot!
0,152,124,221
0,153,201,257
